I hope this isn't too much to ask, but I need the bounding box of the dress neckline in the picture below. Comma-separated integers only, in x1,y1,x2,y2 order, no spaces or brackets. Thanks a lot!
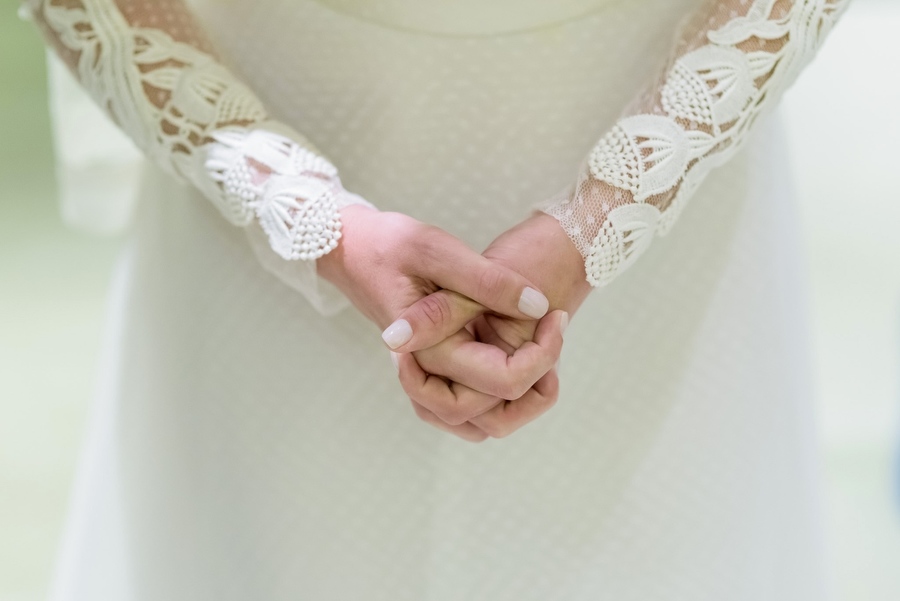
306,0,628,38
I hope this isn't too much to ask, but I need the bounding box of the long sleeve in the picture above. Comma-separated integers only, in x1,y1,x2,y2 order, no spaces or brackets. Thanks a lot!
542,0,849,287
22,0,372,307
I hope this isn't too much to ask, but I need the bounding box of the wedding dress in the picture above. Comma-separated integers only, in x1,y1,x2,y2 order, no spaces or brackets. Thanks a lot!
26,0,847,599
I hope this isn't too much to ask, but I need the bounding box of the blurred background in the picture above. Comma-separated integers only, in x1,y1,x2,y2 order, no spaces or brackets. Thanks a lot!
1,0,899,599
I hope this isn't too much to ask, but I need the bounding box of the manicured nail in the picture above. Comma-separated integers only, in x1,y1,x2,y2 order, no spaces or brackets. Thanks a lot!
559,311,569,337
518,287,550,319
382,319,413,349
390,351,400,372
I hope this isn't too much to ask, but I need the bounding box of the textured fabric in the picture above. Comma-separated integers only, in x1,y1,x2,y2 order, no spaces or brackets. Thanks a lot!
27,0,373,313
541,0,849,286
47,0,828,599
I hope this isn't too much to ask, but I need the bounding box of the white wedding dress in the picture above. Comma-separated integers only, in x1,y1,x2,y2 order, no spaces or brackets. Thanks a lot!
28,0,847,599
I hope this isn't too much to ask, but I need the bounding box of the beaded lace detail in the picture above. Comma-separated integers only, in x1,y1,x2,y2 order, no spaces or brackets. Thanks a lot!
26,0,848,289
25,0,366,262
543,0,849,286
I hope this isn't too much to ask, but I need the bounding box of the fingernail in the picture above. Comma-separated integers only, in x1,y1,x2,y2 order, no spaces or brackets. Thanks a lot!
390,351,400,372
559,311,569,337
518,287,550,319
382,319,413,349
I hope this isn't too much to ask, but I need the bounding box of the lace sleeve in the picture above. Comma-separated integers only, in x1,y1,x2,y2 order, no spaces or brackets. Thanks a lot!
22,0,372,309
541,0,849,287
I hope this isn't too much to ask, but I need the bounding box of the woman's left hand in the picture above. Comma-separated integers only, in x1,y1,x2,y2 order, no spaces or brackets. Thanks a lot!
390,212,593,440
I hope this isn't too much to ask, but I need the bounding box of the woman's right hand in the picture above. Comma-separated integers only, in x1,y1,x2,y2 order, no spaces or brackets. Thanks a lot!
317,204,552,338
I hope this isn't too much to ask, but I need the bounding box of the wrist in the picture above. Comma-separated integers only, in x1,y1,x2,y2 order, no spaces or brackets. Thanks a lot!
316,203,378,290
531,212,593,314
484,212,592,316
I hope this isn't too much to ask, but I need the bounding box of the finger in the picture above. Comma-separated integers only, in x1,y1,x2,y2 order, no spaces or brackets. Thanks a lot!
395,349,504,425
412,230,550,320
469,368,560,439
416,310,568,400
381,289,485,352
472,315,517,356
408,399,489,443
482,313,539,351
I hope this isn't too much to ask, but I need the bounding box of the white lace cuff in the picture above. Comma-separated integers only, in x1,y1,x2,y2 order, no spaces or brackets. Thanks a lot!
205,126,348,261
542,0,848,288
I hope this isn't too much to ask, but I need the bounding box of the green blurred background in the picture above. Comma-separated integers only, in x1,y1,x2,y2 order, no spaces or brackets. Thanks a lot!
0,6,119,600
1,1,899,600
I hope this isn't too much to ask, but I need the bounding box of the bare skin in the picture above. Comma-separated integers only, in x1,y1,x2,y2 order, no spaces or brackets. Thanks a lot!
317,205,569,431
393,211,593,441
320,204,591,442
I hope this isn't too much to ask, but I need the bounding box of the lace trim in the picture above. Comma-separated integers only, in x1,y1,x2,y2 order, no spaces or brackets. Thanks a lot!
544,0,849,287
206,129,343,260
31,0,352,262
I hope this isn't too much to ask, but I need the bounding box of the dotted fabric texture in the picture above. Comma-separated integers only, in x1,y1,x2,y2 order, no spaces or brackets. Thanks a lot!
541,0,847,287
49,1,827,600
30,0,371,313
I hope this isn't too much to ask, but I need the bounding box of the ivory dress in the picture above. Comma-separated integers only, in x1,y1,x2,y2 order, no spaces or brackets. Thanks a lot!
28,0,847,599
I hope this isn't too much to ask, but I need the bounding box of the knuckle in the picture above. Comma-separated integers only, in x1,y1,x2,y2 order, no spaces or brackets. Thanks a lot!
383,214,418,253
544,377,561,405
547,342,562,363
539,389,559,414
412,226,443,259
417,294,452,328
410,400,433,422
495,381,518,401
446,386,491,425
434,405,468,426
545,393,559,410
498,374,529,401
467,431,489,444
393,221,437,271
550,347,563,367
513,382,532,399
480,419,511,439
529,347,557,374
443,409,472,427
513,382,532,400
476,267,509,306
397,372,417,397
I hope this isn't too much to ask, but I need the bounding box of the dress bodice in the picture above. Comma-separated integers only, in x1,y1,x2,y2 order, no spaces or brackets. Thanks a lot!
307,0,626,35
187,0,702,250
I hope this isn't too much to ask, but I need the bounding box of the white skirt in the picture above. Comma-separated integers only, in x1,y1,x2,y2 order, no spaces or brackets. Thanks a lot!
50,0,827,599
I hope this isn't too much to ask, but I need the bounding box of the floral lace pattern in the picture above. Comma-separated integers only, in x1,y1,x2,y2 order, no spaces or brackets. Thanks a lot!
543,0,849,286
27,0,848,287
26,0,365,262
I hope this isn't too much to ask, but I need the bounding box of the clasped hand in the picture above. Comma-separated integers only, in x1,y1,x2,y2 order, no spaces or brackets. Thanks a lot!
318,205,591,442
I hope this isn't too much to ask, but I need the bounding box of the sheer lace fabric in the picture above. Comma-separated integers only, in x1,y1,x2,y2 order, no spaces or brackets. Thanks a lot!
24,0,371,271
542,0,849,286
27,0,849,299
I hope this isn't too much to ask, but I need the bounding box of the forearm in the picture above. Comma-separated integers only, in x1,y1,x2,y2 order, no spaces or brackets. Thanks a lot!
543,0,850,287
24,0,368,263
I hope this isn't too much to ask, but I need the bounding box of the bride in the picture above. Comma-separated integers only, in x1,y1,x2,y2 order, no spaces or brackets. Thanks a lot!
26,0,848,598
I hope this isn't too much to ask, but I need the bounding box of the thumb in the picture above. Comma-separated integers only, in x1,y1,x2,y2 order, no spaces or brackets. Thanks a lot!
381,289,485,352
